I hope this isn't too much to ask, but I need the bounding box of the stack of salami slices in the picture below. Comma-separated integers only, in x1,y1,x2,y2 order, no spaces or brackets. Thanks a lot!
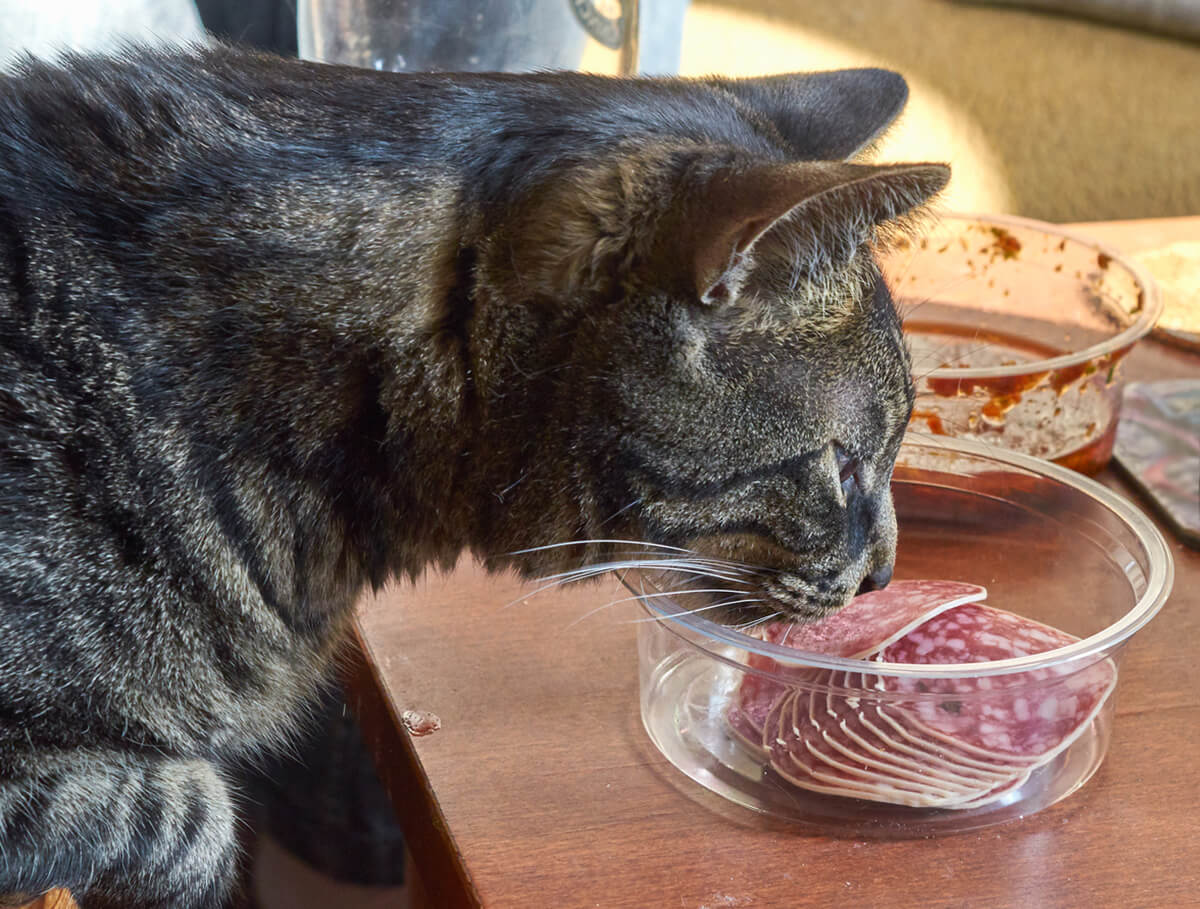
727,580,1116,809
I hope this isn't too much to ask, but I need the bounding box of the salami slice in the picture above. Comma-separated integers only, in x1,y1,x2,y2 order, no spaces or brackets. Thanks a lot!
765,689,941,806
727,580,989,752
726,653,791,755
797,687,982,797
759,580,988,658
840,671,1043,772
823,672,1024,785
726,584,1116,810
766,685,1026,808
872,603,1117,763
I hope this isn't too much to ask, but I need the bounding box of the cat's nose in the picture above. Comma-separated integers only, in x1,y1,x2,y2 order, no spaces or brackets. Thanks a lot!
856,564,894,595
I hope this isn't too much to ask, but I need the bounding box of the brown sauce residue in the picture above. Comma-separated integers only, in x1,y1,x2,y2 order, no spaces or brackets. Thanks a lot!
1046,344,1131,395
911,409,947,434
988,226,1022,260
904,321,1129,471
909,321,1056,400
981,394,1023,420
1052,420,1119,476
909,321,1124,403
925,369,1048,409
1049,361,1092,395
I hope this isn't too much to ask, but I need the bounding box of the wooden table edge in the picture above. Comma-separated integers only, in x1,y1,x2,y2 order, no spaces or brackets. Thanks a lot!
343,626,482,909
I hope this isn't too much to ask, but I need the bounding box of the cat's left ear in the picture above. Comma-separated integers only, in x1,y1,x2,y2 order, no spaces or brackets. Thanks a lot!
707,69,910,160
686,160,949,306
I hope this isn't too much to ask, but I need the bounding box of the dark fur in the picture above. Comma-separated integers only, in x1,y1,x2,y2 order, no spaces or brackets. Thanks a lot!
0,46,946,906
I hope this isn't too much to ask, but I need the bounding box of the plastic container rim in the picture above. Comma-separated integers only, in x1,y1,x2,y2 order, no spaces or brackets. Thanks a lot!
895,211,1163,380
622,433,1174,679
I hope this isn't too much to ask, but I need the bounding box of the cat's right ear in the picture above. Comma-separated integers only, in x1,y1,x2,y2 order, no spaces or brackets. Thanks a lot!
681,160,950,306
707,69,910,160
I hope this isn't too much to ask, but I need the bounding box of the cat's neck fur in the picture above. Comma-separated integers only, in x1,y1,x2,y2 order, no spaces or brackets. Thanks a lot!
1,53,503,630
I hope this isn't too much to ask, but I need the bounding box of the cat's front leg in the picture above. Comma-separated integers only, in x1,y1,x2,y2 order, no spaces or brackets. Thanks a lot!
0,750,238,909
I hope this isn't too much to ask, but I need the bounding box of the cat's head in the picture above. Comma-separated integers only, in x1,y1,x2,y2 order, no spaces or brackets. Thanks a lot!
462,69,947,623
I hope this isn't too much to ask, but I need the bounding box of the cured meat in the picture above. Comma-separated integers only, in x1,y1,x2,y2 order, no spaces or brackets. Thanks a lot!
726,580,988,752
759,580,988,658
727,655,826,756
871,603,1117,762
836,671,1042,773
727,585,1117,810
767,687,991,807
822,673,1030,783
725,653,789,755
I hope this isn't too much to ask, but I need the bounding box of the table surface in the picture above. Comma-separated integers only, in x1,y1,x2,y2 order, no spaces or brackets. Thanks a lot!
348,217,1200,909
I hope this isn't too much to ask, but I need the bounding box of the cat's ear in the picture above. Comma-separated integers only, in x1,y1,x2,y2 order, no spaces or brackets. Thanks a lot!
688,161,949,306
708,69,909,160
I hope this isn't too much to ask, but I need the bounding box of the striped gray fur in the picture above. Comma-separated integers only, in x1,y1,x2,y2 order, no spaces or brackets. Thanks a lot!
0,46,946,906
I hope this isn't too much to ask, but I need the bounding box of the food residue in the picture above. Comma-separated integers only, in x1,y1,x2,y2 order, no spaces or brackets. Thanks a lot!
988,226,1022,260
728,581,1117,809
401,709,442,737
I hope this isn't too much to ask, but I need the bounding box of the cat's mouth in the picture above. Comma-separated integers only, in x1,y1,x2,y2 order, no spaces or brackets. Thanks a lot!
629,565,856,632
507,539,869,630
625,557,863,631
758,573,859,623
668,536,867,626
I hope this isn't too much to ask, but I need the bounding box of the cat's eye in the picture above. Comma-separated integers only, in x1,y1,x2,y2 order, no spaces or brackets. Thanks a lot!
834,443,861,495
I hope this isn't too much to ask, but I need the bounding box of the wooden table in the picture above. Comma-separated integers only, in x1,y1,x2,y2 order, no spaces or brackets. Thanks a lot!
348,218,1200,909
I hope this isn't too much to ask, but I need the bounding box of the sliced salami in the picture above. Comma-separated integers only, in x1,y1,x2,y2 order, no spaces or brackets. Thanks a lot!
843,672,1044,772
726,584,1117,810
797,687,982,797
728,580,989,753
766,685,1025,808
824,672,1024,785
758,579,988,658
725,653,790,755
872,603,1117,762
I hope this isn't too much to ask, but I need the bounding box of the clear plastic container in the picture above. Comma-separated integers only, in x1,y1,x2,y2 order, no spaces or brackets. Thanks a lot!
881,213,1162,474
632,435,1173,836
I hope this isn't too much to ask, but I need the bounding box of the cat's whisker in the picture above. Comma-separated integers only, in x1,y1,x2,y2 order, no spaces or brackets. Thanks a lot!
564,588,750,629
598,498,645,527
908,326,988,364
506,539,691,556
895,271,999,378
507,539,768,576
910,335,997,377
611,587,750,604
503,558,756,610
582,552,761,577
898,293,936,321
620,595,768,625
895,271,974,322
535,559,753,585
733,611,782,632
909,340,999,387
562,586,753,627
563,600,621,629
548,556,760,583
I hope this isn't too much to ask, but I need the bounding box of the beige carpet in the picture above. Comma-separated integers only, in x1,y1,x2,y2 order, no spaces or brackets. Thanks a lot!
681,0,1200,222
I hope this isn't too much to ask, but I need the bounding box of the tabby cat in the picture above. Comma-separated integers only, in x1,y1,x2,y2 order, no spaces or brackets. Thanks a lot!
0,47,946,907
